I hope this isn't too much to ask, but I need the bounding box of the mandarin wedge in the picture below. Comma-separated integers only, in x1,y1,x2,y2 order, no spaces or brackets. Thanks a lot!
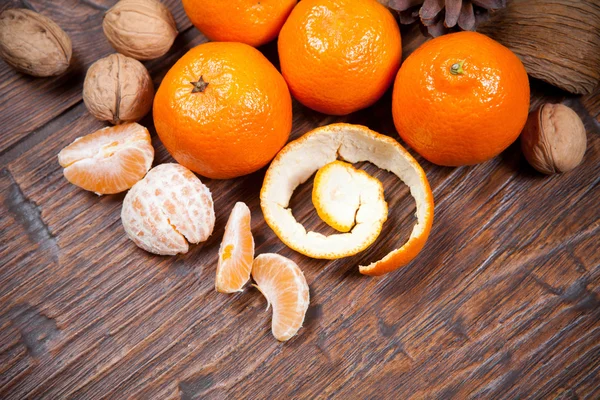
58,122,154,195
252,253,310,341
216,202,255,293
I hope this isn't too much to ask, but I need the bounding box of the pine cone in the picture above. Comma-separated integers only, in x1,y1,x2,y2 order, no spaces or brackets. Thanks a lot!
389,0,506,37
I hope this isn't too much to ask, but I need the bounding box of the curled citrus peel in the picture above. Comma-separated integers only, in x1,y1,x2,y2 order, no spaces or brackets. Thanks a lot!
312,160,387,234
260,123,434,276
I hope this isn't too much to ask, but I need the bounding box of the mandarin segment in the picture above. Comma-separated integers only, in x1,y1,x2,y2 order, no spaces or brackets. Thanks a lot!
121,163,215,255
153,42,292,179
392,31,530,166
278,0,401,115
252,253,310,341
216,202,255,294
58,122,154,195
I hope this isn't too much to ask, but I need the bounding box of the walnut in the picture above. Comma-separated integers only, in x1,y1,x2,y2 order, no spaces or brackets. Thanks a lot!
83,53,154,124
103,0,178,61
520,103,587,174
0,8,72,77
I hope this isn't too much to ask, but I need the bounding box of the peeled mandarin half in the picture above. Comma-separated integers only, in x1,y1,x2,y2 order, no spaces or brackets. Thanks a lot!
260,123,434,276
312,160,387,234
58,122,154,195
252,253,310,341
121,163,215,255
216,202,255,293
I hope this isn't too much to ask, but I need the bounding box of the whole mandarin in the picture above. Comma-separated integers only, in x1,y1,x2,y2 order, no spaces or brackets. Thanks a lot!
153,42,292,179
392,31,530,166
278,0,401,115
182,0,297,47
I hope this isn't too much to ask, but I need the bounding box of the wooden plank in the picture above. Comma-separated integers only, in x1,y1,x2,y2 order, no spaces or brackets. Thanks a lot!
1,75,598,397
1,3,599,397
0,0,192,154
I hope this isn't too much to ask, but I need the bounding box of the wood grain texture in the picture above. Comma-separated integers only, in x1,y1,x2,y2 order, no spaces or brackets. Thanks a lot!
478,0,600,95
1,1,599,399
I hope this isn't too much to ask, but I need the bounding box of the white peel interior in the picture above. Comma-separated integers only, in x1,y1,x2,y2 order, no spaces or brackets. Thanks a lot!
313,160,387,234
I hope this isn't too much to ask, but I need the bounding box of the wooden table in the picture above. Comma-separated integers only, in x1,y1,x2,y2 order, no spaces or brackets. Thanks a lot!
1,1,599,399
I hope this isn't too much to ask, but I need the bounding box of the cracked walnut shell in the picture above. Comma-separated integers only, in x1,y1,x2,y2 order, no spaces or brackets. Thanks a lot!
103,0,178,60
83,53,154,124
520,103,587,174
0,8,72,77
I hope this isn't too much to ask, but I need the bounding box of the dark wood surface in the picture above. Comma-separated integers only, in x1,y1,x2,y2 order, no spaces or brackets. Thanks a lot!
1,1,599,399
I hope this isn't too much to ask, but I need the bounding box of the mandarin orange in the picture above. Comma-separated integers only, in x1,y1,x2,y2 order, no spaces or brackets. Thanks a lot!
58,122,154,195
216,202,255,294
182,0,297,48
392,31,530,166
153,42,292,179
278,0,401,115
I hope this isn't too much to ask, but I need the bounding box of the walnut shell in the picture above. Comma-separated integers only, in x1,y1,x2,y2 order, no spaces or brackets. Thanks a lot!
520,103,587,175
0,8,72,77
103,0,178,60
83,53,154,124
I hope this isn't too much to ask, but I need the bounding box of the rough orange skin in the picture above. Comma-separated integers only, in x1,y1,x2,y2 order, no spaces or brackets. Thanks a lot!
392,31,530,166
182,0,297,48
153,42,292,179
278,0,402,116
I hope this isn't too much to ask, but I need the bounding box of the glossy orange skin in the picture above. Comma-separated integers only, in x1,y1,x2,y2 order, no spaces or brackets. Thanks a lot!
182,0,297,48
278,0,401,116
153,42,292,179
392,31,530,166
